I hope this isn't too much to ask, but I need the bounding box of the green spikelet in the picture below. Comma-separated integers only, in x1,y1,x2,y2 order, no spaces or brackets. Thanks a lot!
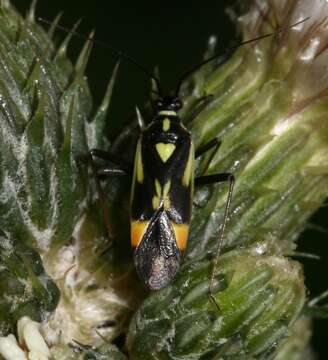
127,247,306,359
124,0,328,358
0,0,327,359
0,233,59,335
0,2,91,250
0,1,133,356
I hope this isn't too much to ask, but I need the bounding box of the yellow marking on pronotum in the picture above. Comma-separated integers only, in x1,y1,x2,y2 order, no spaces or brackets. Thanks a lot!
155,143,176,163
131,220,149,247
172,223,189,251
163,118,170,131
158,110,177,116
182,142,194,186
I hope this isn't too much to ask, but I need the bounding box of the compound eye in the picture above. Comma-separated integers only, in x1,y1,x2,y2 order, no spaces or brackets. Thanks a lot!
157,100,163,108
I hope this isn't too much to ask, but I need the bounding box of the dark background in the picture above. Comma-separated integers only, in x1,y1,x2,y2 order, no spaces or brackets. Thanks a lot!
13,1,328,358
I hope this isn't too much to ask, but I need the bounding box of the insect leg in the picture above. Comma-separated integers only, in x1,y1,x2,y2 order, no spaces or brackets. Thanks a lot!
89,149,130,245
195,172,231,186
90,148,132,172
195,137,221,159
184,94,214,125
196,136,235,309
193,138,222,207
195,137,222,177
196,173,235,311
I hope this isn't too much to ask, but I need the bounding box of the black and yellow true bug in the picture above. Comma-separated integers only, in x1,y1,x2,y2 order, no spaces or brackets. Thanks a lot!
129,97,234,290
90,76,235,293
90,86,234,292
39,17,308,300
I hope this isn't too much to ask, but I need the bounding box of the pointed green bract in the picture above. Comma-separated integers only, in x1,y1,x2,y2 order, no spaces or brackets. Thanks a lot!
0,2,91,250
127,247,305,359
0,0,135,348
0,234,59,335
0,0,327,358
125,0,328,358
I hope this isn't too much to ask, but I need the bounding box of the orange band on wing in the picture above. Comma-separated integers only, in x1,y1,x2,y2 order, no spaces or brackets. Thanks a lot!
131,220,189,251
172,223,189,251
131,220,149,248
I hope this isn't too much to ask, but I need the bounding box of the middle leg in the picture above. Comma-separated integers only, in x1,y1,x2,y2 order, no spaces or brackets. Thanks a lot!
195,137,221,176
89,149,131,245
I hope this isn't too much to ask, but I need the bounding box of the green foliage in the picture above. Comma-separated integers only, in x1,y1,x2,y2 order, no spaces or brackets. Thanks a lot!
0,1,92,250
127,247,305,359
0,233,59,335
0,0,327,359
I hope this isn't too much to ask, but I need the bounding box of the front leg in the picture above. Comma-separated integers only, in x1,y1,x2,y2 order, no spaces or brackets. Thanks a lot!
195,137,222,176
184,94,214,125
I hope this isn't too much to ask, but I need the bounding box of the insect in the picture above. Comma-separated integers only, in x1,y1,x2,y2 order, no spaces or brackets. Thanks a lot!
90,84,234,292
88,73,236,294
39,16,308,303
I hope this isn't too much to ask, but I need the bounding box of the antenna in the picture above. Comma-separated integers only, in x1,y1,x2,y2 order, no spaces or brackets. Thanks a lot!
174,16,310,97
39,15,310,101
38,17,163,96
